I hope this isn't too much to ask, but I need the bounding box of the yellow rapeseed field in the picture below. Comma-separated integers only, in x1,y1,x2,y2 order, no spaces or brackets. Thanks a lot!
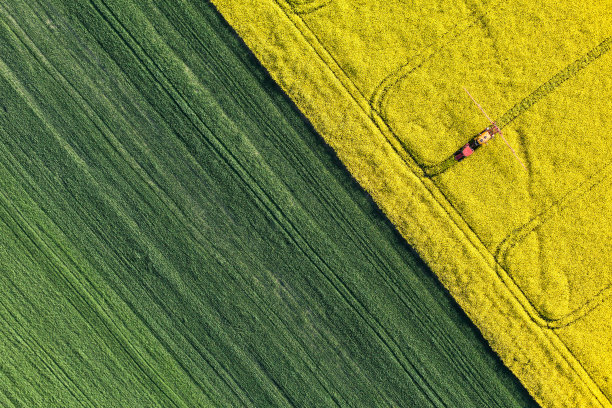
211,0,612,406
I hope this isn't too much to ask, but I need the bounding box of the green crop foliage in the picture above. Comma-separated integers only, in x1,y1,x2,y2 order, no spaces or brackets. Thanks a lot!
0,0,537,406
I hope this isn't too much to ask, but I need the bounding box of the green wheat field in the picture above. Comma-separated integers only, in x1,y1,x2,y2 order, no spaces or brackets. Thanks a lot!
0,0,537,406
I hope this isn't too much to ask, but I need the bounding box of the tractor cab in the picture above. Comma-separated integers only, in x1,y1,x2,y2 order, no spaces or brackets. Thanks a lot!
474,126,497,146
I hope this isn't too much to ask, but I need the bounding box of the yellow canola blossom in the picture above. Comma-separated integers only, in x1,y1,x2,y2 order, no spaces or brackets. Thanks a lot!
211,0,612,406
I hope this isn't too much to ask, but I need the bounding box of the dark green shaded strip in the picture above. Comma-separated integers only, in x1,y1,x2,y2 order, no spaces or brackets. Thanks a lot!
426,35,611,177
496,35,612,129
425,156,457,177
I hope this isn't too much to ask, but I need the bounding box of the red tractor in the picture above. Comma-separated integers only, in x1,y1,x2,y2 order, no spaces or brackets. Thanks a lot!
454,126,497,162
